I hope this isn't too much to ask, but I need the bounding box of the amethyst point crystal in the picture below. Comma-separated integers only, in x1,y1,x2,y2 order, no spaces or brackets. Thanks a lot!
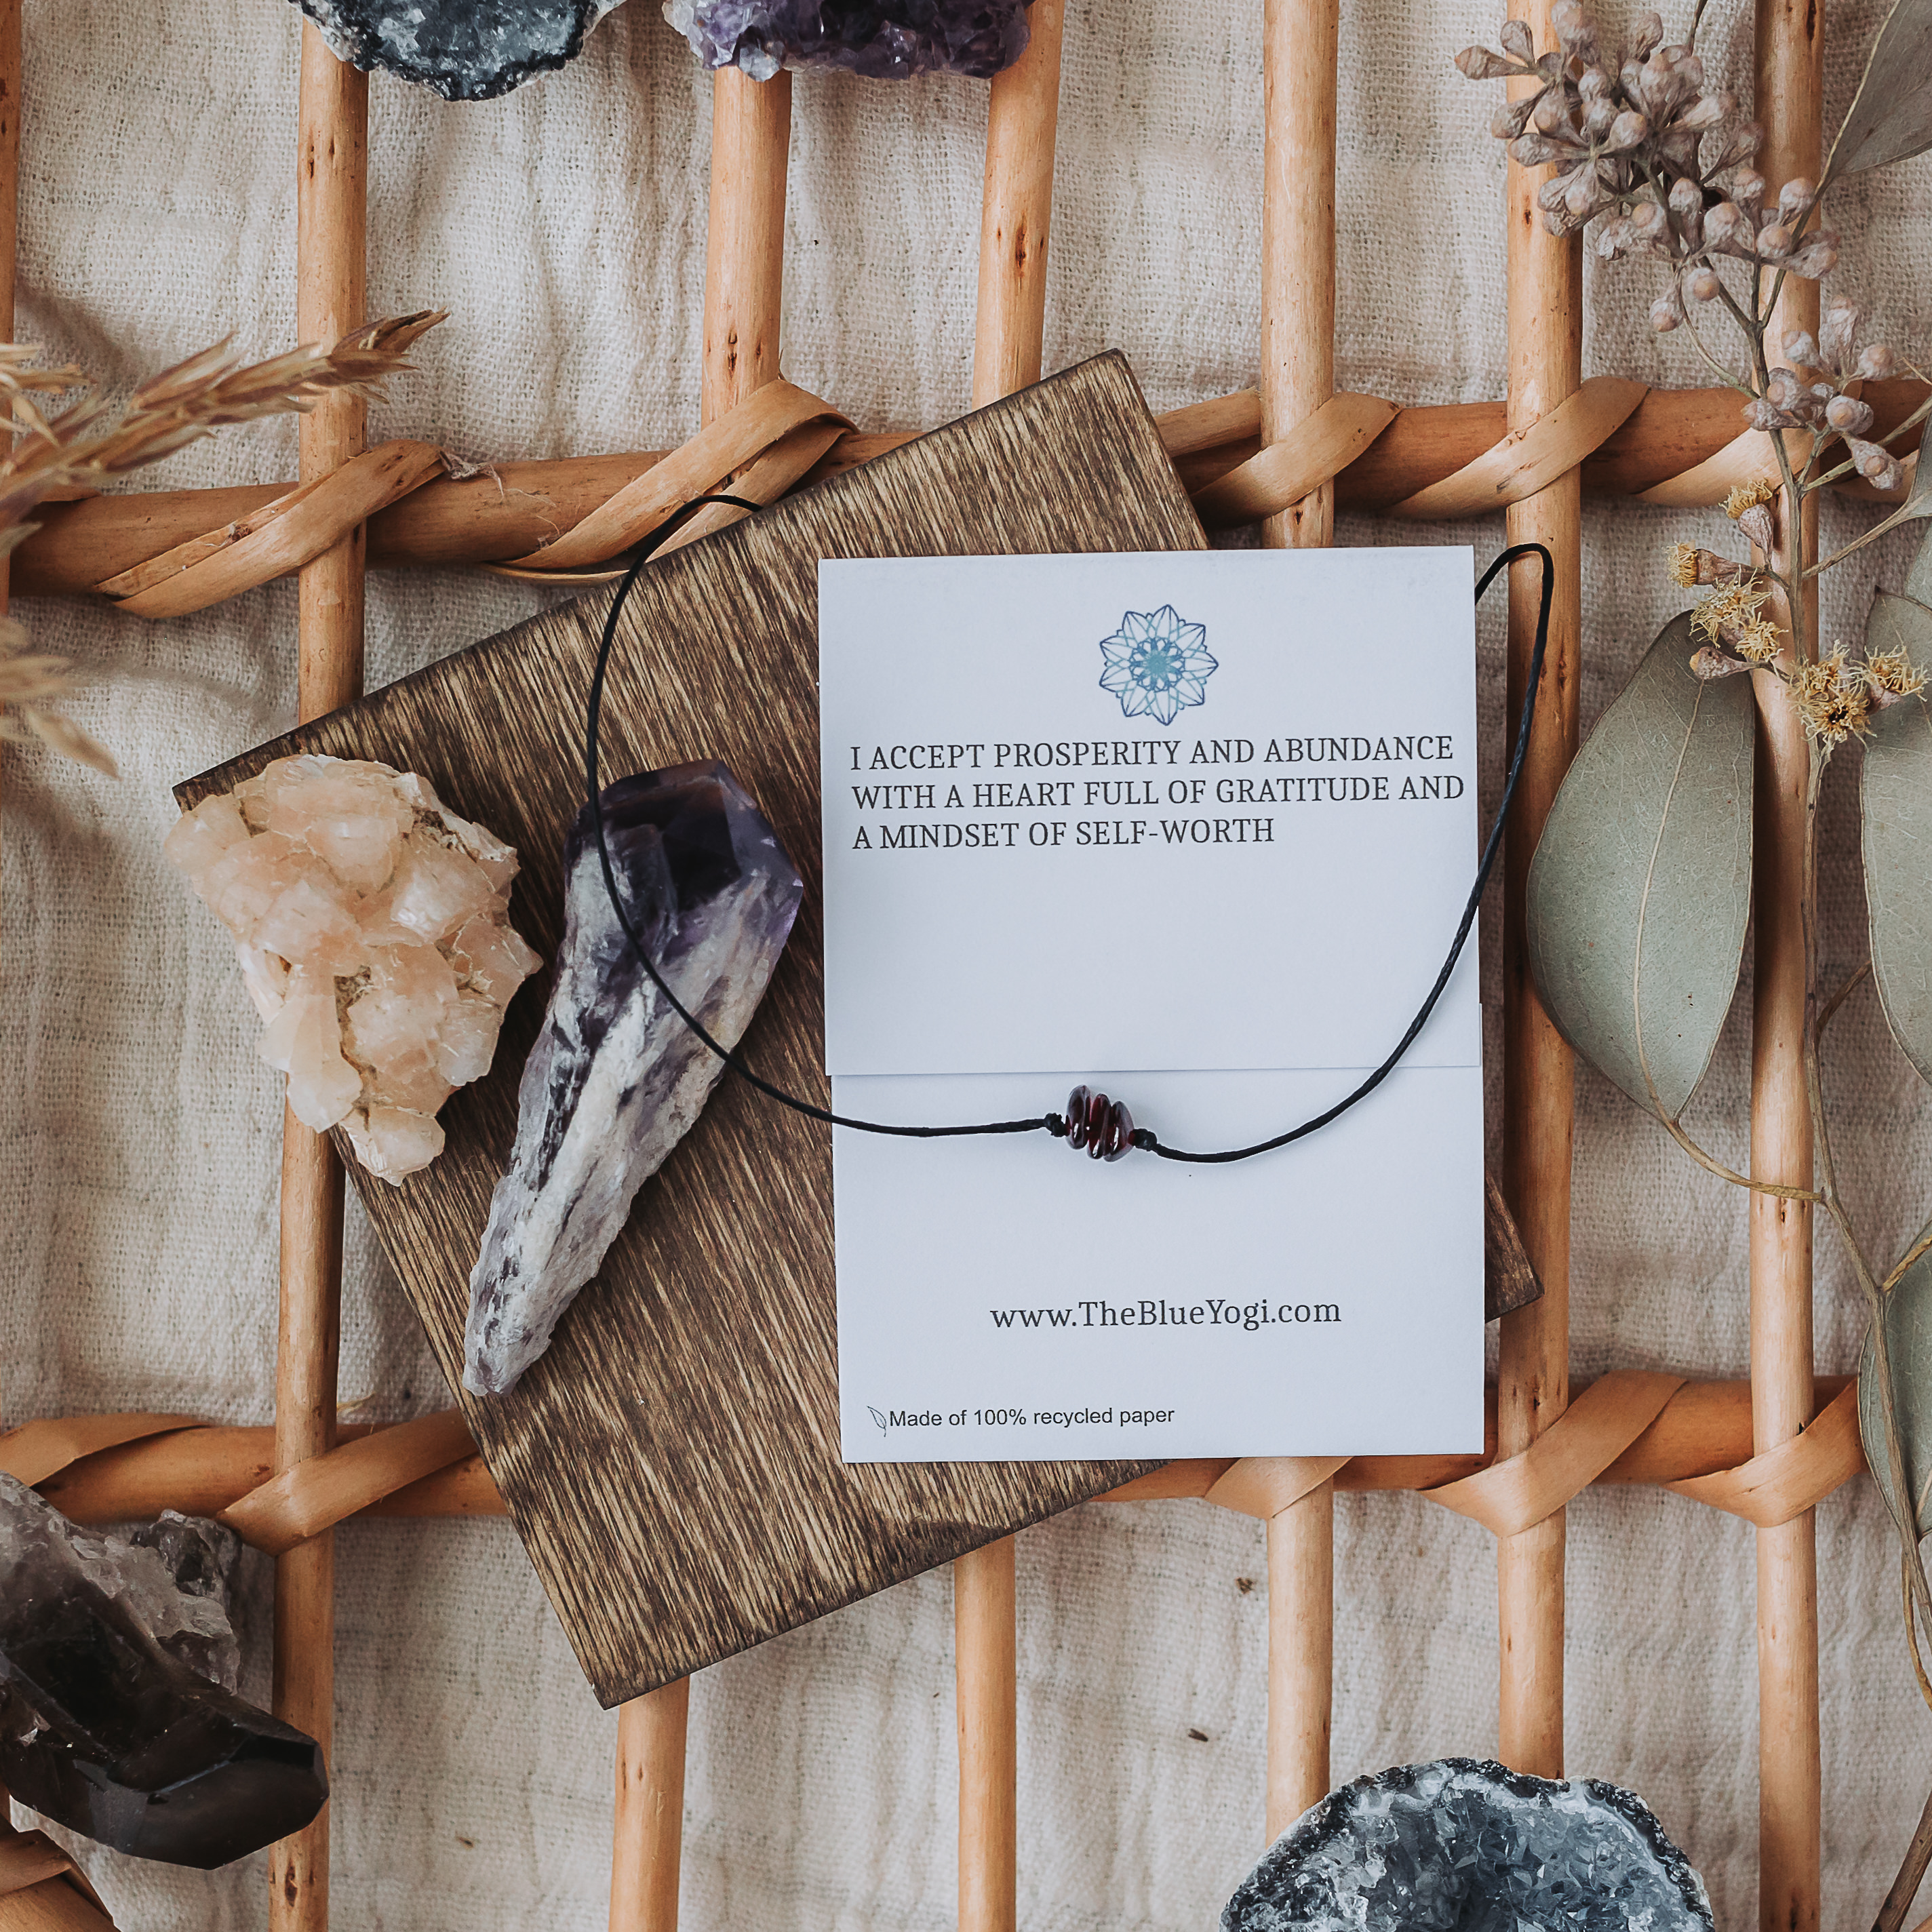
1223,1759,1712,1932
464,761,803,1397
0,1475,326,1868
663,0,1029,80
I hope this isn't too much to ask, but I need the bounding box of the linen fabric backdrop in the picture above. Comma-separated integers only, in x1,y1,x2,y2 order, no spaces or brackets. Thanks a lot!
3,0,1929,1923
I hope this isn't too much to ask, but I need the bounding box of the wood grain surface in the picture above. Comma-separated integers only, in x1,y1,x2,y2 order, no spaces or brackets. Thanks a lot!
180,354,1196,1706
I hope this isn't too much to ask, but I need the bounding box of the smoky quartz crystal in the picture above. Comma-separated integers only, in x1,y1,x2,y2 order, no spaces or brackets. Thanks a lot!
465,760,803,1397
0,1475,327,1868
1223,1759,1712,1932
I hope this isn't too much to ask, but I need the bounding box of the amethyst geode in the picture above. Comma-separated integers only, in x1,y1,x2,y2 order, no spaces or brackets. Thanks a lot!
664,0,1030,79
463,761,803,1397
1223,1760,1712,1932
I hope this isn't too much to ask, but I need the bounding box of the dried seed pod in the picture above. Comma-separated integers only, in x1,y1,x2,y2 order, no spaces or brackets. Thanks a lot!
1849,439,1904,492
1737,502,1777,553
1856,343,1897,380
1499,17,1535,60
1632,8,1663,56
1755,220,1794,260
1691,644,1751,680
1765,366,1803,409
1651,294,1681,332
1730,167,1765,210
1630,199,1668,241
1788,234,1838,279
1678,90,1731,130
1703,200,1752,254
1824,393,1874,436
1684,263,1722,302
1780,328,1819,368
1777,176,1815,221
1606,108,1649,149
1595,215,1635,258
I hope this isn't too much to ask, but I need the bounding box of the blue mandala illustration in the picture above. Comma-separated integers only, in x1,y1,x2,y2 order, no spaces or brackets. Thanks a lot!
1097,606,1217,726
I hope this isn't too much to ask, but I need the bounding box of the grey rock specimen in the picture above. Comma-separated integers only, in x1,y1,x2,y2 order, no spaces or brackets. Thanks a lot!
464,761,803,1397
664,0,1029,79
0,1474,326,1867
292,0,622,100
1223,1758,1713,1932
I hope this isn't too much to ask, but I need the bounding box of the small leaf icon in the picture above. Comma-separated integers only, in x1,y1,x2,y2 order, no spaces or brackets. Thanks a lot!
867,1406,888,1435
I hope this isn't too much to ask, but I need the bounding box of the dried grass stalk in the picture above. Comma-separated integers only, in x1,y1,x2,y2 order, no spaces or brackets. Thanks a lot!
0,310,443,775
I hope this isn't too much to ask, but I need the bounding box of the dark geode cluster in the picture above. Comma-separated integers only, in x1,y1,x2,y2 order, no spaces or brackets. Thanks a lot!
291,0,621,100
1223,1759,1714,1932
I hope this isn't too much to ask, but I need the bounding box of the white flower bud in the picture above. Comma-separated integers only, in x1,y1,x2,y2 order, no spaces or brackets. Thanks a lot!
1777,177,1815,220
1704,200,1751,253
1820,300,1859,365
1651,294,1681,332
1678,90,1731,130
1856,343,1897,380
1788,235,1838,279
1824,393,1874,436
1456,45,1514,80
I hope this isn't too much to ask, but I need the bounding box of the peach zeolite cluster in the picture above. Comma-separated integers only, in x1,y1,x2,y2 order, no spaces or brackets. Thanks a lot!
165,754,542,1184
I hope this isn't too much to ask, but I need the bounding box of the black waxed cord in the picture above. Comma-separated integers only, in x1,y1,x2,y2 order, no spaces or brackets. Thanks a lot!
585,502,1554,1164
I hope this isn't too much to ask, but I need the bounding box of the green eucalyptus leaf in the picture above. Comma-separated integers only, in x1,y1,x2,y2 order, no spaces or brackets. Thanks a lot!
1860,1219,1932,1539
1823,0,1932,185
1526,613,1756,1122
1861,646,1932,1084
1907,519,1932,607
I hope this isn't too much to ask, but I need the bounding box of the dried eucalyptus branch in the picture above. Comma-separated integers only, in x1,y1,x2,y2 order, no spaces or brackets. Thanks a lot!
0,310,445,777
1459,0,1932,1915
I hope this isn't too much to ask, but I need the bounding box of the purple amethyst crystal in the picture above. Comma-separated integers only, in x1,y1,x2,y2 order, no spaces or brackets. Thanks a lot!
1223,1760,1712,1932
0,1475,326,1868
291,0,622,100
464,761,803,1397
664,0,1029,80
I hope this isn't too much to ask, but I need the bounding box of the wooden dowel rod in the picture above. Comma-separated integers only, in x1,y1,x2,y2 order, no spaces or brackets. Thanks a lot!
13,378,1927,599
609,1680,690,1932
1257,0,1340,1840
1751,0,1825,1921
270,31,367,1932
1495,0,1582,1783
703,69,791,422
972,0,1062,408
606,64,796,1932
953,19,1066,1918
955,1536,1017,1932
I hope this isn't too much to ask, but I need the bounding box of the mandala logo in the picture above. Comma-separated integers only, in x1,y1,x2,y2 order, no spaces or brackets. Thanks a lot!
1097,606,1217,726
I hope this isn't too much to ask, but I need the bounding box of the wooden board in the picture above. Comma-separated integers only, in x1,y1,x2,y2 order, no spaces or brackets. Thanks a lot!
181,353,1206,1706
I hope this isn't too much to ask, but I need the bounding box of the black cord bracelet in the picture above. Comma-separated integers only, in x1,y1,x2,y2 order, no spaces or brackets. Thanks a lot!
585,498,1554,1168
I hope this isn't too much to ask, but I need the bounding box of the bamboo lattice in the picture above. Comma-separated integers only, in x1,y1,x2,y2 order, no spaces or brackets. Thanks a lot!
0,0,1904,1925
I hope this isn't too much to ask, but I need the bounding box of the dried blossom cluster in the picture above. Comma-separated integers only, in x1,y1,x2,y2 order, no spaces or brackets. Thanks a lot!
1684,481,1926,743
1743,300,1904,489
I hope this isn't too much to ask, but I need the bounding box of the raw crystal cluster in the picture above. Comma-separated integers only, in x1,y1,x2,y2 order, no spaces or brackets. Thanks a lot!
1223,1760,1713,1932
0,1475,326,1868
664,0,1029,80
464,761,802,1397
167,754,542,1185
290,0,621,100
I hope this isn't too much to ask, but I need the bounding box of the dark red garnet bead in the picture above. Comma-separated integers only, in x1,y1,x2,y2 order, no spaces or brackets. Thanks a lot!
1064,1085,1135,1162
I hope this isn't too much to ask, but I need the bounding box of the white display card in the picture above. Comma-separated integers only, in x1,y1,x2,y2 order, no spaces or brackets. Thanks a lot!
819,549,1484,1463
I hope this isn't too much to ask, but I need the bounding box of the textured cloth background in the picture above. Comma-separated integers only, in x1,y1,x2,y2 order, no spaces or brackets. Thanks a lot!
3,0,1930,1923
